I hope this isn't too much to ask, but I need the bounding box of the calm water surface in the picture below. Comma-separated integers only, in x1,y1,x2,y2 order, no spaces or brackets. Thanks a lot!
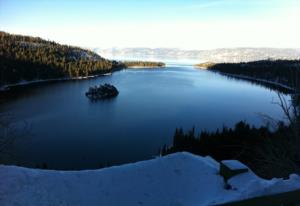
0,65,290,169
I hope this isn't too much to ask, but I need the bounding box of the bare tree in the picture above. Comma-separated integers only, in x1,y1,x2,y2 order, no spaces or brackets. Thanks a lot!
254,73,300,178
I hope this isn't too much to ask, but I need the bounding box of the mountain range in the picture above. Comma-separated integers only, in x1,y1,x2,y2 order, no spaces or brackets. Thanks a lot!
95,47,300,63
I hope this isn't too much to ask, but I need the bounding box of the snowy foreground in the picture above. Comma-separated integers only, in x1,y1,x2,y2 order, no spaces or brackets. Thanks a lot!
1,152,300,206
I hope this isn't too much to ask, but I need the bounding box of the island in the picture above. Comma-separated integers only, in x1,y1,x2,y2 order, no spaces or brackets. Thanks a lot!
85,83,119,100
122,61,165,68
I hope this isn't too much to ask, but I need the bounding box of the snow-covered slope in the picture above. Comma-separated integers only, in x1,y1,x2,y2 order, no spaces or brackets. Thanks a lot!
0,152,299,206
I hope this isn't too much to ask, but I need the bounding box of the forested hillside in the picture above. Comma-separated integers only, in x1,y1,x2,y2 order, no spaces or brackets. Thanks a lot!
206,60,300,89
0,32,167,86
0,31,122,85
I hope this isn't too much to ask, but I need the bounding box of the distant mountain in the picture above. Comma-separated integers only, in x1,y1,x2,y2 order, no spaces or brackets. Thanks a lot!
95,47,300,63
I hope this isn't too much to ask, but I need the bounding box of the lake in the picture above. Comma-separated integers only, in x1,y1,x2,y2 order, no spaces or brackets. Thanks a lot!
0,65,290,170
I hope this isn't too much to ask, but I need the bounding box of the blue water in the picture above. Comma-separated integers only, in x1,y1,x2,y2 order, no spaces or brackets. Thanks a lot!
0,66,290,169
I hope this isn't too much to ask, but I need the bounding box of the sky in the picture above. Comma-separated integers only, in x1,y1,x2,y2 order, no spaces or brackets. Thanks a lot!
0,0,300,49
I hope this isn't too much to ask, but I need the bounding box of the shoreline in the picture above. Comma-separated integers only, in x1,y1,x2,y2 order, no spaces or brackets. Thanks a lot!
0,73,113,92
0,65,164,92
195,65,295,93
218,72,295,93
126,66,166,69
3,66,293,94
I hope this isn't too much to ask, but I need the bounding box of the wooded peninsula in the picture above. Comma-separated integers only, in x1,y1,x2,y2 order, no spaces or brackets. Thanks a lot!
0,31,165,86
196,60,300,90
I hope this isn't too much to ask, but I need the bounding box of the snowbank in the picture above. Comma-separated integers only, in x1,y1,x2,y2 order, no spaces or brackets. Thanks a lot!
0,152,299,206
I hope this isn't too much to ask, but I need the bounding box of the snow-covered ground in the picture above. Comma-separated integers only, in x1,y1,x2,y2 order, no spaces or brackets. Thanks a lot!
0,152,299,206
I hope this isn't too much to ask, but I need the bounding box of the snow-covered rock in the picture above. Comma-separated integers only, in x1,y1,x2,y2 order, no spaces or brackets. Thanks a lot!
0,152,299,206
221,160,248,171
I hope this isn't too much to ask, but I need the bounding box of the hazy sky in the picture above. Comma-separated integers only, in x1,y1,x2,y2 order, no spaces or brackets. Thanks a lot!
0,0,300,49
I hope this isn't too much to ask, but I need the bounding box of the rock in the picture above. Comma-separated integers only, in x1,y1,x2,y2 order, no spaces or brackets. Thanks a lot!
220,160,249,182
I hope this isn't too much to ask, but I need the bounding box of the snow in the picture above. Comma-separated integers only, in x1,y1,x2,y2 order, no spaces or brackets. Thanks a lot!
228,172,300,202
0,152,300,206
18,41,46,48
78,50,102,61
221,160,248,170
